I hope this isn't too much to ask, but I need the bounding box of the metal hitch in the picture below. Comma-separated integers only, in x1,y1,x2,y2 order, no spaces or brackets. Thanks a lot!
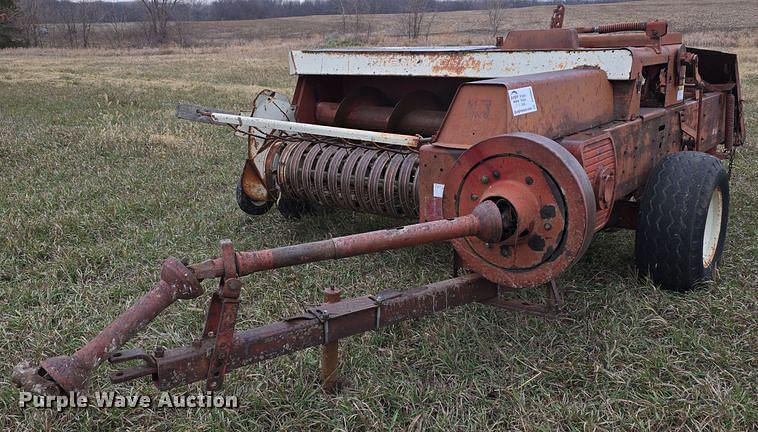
13,201,507,394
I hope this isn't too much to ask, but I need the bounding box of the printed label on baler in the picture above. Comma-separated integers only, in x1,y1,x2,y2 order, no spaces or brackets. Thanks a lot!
433,183,445,198
508,86,537,116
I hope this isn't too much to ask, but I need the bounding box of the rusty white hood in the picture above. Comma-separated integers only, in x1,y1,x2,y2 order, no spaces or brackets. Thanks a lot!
289,46,634,80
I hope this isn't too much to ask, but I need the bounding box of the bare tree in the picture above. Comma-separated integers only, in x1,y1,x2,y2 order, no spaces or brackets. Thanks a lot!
337,0,348,33
337,0,367,40
140,0,179,45
60,2,78,47
79,0,100,48
404,0,432,40
56,1,100,48
15,0,41,46
423,10,436,41
485,0,506,37
104,3,128,48
172,0,201,47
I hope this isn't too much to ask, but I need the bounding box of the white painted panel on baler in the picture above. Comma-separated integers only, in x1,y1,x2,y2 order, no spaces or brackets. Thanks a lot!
289,48,634,80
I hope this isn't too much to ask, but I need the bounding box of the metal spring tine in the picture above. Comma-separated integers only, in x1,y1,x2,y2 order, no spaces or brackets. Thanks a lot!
314,146,339,206
327,148,348,207
383,153,405,218
367,151,390,215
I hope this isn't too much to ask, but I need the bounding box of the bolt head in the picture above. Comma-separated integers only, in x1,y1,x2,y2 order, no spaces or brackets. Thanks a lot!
227,279,241,291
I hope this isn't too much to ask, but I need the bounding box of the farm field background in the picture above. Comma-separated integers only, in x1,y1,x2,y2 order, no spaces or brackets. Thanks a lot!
1,0,756,430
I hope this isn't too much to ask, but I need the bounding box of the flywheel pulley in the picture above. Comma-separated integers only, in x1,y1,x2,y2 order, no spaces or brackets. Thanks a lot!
443,133,596,287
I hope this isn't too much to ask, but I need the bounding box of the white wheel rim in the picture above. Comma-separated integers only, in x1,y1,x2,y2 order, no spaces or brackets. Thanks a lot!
702,187,723,268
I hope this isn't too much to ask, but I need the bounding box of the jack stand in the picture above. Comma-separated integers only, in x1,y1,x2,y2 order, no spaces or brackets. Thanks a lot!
320,289,341,393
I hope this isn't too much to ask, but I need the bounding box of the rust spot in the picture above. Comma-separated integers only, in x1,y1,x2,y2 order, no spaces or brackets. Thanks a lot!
431,53,483,76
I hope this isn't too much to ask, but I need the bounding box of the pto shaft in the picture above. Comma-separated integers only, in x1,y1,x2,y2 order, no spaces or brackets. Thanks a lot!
190,200,505,280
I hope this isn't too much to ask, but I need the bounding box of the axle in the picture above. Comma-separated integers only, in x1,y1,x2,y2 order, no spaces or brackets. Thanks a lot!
12,200,507,394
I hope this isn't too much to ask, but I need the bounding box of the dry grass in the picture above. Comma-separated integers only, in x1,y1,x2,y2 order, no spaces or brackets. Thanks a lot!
1,0,757,430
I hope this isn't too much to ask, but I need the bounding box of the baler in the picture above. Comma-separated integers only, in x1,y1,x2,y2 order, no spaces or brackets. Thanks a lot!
13,6,744,395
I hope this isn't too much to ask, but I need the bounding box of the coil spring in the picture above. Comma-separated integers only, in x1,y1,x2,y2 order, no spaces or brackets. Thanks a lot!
596,22,647,34
277,141,419,218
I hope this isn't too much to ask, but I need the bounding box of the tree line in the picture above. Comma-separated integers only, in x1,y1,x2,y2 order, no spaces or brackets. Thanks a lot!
13,1,620,24
1,0,626,48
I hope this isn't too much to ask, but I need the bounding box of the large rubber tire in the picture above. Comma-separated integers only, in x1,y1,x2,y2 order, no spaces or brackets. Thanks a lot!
236,183,273,216
635,152,729,292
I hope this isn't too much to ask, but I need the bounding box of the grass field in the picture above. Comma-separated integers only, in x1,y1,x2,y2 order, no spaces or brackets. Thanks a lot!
1,0,756,430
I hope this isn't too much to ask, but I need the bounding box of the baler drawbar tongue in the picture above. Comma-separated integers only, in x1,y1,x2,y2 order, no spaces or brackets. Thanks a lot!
13,201,507,394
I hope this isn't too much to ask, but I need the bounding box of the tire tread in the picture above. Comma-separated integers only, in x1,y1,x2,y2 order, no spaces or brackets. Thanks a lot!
635,152,729,292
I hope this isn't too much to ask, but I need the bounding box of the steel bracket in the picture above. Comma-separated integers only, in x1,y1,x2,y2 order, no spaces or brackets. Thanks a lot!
108,348,158,384
369,290,401,329
306,307,332,343
482,280,565,318
203,239,242,391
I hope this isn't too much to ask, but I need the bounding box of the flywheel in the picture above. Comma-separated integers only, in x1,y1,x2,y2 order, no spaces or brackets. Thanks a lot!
443,133,596,287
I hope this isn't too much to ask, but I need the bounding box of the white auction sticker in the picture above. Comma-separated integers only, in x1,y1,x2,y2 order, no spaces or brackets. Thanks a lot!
508,86,537,117
433,183,445,198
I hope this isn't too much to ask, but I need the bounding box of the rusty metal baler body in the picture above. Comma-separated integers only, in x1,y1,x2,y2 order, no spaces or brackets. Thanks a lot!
13,13,744,395
233,22,743,286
